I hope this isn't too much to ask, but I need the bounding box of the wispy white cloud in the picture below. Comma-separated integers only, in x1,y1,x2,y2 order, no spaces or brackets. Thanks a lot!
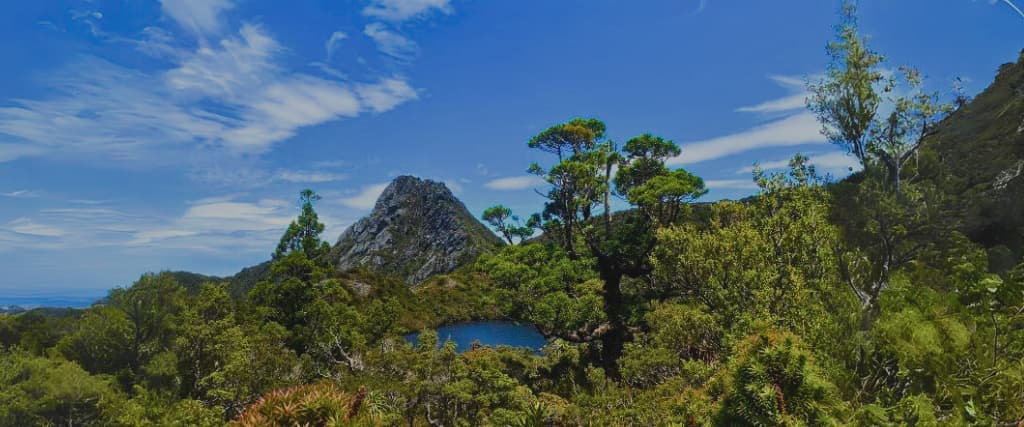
69,199,108,205
363,23,418,60
0,57,227,164
356,77,419,112
222,75,363,151
0,196,302,254
340,183,389,209
0,144,44,163
668,112,825,166
165,23,279,99
484,175,545,191
736,94,807,114
736,151,860,176
363,0,452,22
274,169,348,183
0,182,347,257
313,160,347,168
763,74,805,89
444,179,464,194
694,0,708,13
668,73,826,166
325,31,348,60
994,0,1024,20
704,179,759,190
159,0,235,36
4,218,65,237
1,190,34,198
0,24,418,163
127,196,350,252
131,199,291,245
69,8,105,37
735,75,808,114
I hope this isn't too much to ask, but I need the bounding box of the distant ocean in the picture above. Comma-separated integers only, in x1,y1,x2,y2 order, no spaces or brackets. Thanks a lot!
0,290,106,309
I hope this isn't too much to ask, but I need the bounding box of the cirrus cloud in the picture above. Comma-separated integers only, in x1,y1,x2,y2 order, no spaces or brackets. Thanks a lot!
668,112,825,166
159,0,235,36
363,23,418,60
484,175,545,191
363,0,453,22
4,218,65,237
339,183,390,210
0,24,419,164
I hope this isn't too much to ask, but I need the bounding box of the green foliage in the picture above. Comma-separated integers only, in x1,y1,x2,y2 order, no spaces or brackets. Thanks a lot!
525,117,707,375
807,0,886,165
273,189,331,262
5,9,1024,422
0,309,79,354
627,169,707,225
614,133,680,196
56,305,132,378
477,243,604,336
715,330,843,426
114,391,225,427
481,204,538,245
176,285,301,416
0,350,123,427
645,303,722,362
653,158,858,354
107,272,187,385
868,67,953,193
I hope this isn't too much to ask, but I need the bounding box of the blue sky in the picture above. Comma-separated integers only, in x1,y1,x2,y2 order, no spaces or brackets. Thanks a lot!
0,0,1021,300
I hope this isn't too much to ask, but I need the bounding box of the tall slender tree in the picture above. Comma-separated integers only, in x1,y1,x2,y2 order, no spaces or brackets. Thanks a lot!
274,189,331,263
807,0,885,166
525,118,706,375
808,1,955,330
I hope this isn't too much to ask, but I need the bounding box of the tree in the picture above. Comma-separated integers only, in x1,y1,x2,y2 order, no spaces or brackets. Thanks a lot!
0,350,123,426
809,0,955,329
523,118,706,376
176,284,300,417
107,272,186,385
869,67,952,194
808,0,885,166
476,244,604,341
56,306,132,378
809,1,951,194
653,157,858,357
254,187,340,352
481,205,539,245
274,189,331,262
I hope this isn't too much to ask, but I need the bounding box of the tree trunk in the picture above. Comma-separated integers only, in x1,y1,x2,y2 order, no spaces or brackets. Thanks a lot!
599,266,626,379
604,160,613,235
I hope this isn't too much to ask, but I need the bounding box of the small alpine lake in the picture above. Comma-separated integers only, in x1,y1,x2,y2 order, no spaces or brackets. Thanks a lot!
404,321,548,354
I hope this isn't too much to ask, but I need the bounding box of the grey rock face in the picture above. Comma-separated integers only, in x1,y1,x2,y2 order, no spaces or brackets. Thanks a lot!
330,176,503,284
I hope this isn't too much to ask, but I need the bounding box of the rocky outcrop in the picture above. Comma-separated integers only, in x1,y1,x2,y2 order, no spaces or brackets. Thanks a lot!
329,176,503,284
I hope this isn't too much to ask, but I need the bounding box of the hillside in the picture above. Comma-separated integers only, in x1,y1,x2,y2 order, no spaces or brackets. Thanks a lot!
920,49,1024,269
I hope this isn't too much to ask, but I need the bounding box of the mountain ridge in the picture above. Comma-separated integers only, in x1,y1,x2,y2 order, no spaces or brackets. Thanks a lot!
329,175,503,284
920,48,1024,269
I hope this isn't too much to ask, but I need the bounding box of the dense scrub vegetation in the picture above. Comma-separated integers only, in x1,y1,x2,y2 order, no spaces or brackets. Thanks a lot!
3,2,1024,425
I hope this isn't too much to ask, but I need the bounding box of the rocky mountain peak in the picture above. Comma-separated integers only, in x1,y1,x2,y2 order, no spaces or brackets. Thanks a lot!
329,176,503,284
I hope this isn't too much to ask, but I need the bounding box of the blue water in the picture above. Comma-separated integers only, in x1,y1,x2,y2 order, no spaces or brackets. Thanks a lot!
0,295,100,309
405,321,548,353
